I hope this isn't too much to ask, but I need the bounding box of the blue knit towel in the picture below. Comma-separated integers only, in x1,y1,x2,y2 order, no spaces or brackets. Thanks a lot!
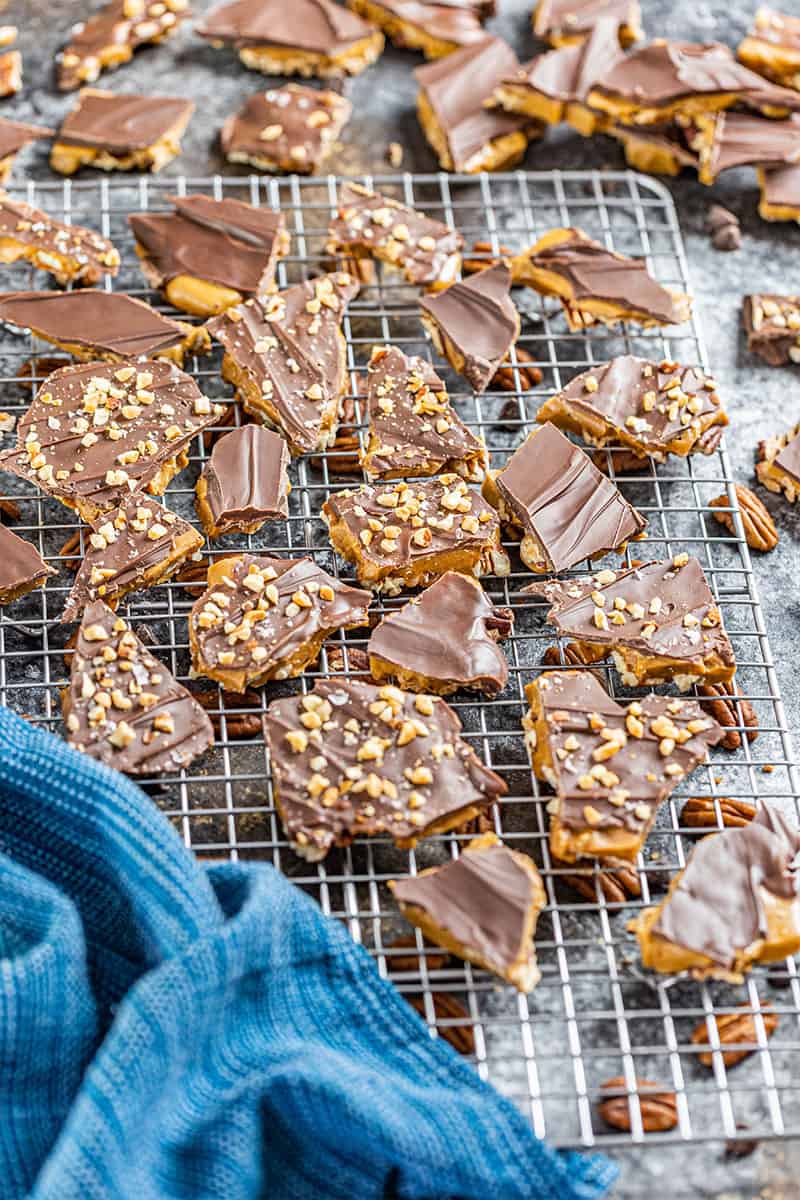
0,706,616,1200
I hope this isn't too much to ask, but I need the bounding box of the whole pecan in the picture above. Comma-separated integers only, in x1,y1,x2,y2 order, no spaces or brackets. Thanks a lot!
385,934,449,974
463,238,514,274
691,1001,777,1068
598,1077,678,1132
191,686,264,739
325,643,372,676
492,346,543,393
553,856,641,904
542,642,604,668
58,528,82,571
709,485,778,552
15,354,70,392
680,796,756,831
0,496,21,520
696,680,758,751
405,991,475,1056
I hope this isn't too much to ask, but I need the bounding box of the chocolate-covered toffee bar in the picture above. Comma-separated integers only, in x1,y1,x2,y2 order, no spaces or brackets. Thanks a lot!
347,0,485,59
738,7,800,91
220,84,352,175
360,345,488,481
390,832,545,991
206,272,358,455
419,263,521,393
532,0,642,48
689,110,800,185
189,554,371,691
523,669,724,861
62,494,203,622
535,356,728,461
415,36,542,173
196,0,384,78
57,0,192,91
743,293,800,366
757,421,800,501
0,360,225,522
511,228,691,330
130,194,289,318
369,571,512,694
630,803,800,981
0,118,53,183
0,290,210,366
759,161,800,220
484,422,646,574
525,556,735,689
0,523,54,604
609,121,699,177
323,474,510,593
195,424,290,538
326,183,463,289
51,88,194,175
0,193,120,287
64,599,213,775
264,677,506,860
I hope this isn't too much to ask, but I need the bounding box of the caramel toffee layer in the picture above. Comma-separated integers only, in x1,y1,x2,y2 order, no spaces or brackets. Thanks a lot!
62,494,203,622
361,344,487,480
760,161,800,218
220,84,352,174
368,571,512,694
327,182,463,288
197,424,290,536
264,677,507,859
197,0,380,54
533,0,642,46
349,0,486,55
55,88,194,154
64,600,213,775
0,192,120,286
0,522,54,603
743,294,800,366
694,111,800,183
738,8,800,87
206,272,358,454
419,263,520,393
189,554,371,690
0,117,53,164
0,360,224,521
57,0,191,91
757,422,800,500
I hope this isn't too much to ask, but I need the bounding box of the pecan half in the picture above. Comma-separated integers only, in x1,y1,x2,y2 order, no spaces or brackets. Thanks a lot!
191,686,264,739
696,680,758,751
457,810,495,837
710,485,778,552
0,496,21,520
16,354,71,392
680,796,756,831
405,991,475,1056
492,346,543,393
311,390,363,474
325,643,371,676
553,856,641,904
463,238,513,274
692,1002,777,1068
542,642,603,668
58,528,82,570
598,1077,678,1132
385,934,449,974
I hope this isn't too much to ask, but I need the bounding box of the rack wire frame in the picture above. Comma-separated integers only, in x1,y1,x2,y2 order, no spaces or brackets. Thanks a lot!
1,169,799,1151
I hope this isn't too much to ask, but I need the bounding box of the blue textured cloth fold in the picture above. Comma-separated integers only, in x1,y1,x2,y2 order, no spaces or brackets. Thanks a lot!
0,706,616,1200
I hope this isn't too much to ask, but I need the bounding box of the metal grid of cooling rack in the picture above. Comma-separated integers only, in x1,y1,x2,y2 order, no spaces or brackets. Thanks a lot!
1,169,799,1152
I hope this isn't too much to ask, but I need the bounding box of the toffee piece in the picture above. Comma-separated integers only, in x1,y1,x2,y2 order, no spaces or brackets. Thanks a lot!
532,0,642,48
64,599,213,775
130,194,290,318
322,473,510,594
737,8,800,92
189,554,371,691
360,344,488,481
511,227,691,331
220,84,352,175
523,669,724,862
61,494,203,623
0,50,21,98
264,677,507,860
196,0,385,78
630,803,800,982
756,421,800,502
195,424,290,538
51,88,194,175
484,422,647,574
368,571,512,694
0,360,225,523
326,182,463,290
419,263,521,393
0,118,53,184
758,161,800,221
389,832,545,992
57,0,192,92
415,36,542,174
535,355,728,462
609,121,699,177
0,523,54,604
525,556,736,690
743,293,800,366
206,272,358,455
689,111,800,185
0,290,210,366
347,0,486,60
0,192,120,288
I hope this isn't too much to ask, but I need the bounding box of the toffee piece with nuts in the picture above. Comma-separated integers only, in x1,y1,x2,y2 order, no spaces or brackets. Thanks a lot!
368,571,512,695
327,182,463,290
347,0,486,60
0,360,225,523
64,599,213,775
630,803,800,982
389,832,546,992
129,194,290,318
758,161,800,221
743,293,800,366
511,227,691,331
322,473,510,594
483,422,647,574
0,191,121,288
525,556,736,690
51,88,194,175
737,7,800,92
532,0,642,48
419,263,521,393
264,677,507,860
62,494,204,623
0,118,54,184
757,420,800,502
0,523,54,604
535,355,728,462
196,425,290,538
189,554,371,691
206,272,358,455
196,0,385,78
220,84,353,175
57,0,192,92
360,344,488,481
523,669,724,862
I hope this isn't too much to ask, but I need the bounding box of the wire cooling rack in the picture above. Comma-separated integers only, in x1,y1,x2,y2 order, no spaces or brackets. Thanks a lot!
1,169,799,1152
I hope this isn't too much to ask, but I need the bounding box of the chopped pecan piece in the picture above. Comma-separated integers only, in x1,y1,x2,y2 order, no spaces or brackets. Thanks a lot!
681,796,756,831
710,485,778,552
463,239,514,274
598,1077,678,1132
691,1001,777,1069
405,991,475,1056
456,810,496,837
542,642,605,668
553,856,642,904
697,680,759,751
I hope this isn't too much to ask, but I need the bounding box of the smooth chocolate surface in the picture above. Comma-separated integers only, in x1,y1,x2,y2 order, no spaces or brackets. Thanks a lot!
592,40,771,106
199,424,290,532
0,193,120,285
510,16,624,103
0,522,53,601
64,599,213,774
0,116,53,162
220,84,352,172
420,263,519,392
743,293,800,366
700,111,800,177
534,0,640,43
57,0,191,91
56,88,193,153
197,0,377,51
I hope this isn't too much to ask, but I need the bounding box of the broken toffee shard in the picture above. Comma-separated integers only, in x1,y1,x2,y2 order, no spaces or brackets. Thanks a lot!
0,523,54,604
347,0,487,60
57,0,192,91
532,0,642,48
51,88,194,175
0,118,54,183
263,676,507,860
523,669,724,862
195,424,290,538
0,191,120,287
220,83,352,175
743,293,800,366
419,263,521,393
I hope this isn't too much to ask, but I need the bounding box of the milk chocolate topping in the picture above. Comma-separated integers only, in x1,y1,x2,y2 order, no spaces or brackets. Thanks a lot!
197,0,376,51
58,0,192,91
0,193,120,286
513,16,624,102
761,163,800,210
0,523,53,600
534,0,638,42
372,0,486,48
57,89,194,153
495,423,647,572
220,85,351,172
702,112,800,177
652,804,800,968
420,263,519,393
0,117,53,161
199,425,290,532
743,294,800,367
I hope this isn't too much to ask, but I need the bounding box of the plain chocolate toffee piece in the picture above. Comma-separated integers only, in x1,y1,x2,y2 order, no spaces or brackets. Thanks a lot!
196,425,290,537
0,117,53,176
53,88,194,154
347,0,486,57
419,263,520,392
220,84,352,174
532,0,642,47
0,523,54,603
57,0,192,91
